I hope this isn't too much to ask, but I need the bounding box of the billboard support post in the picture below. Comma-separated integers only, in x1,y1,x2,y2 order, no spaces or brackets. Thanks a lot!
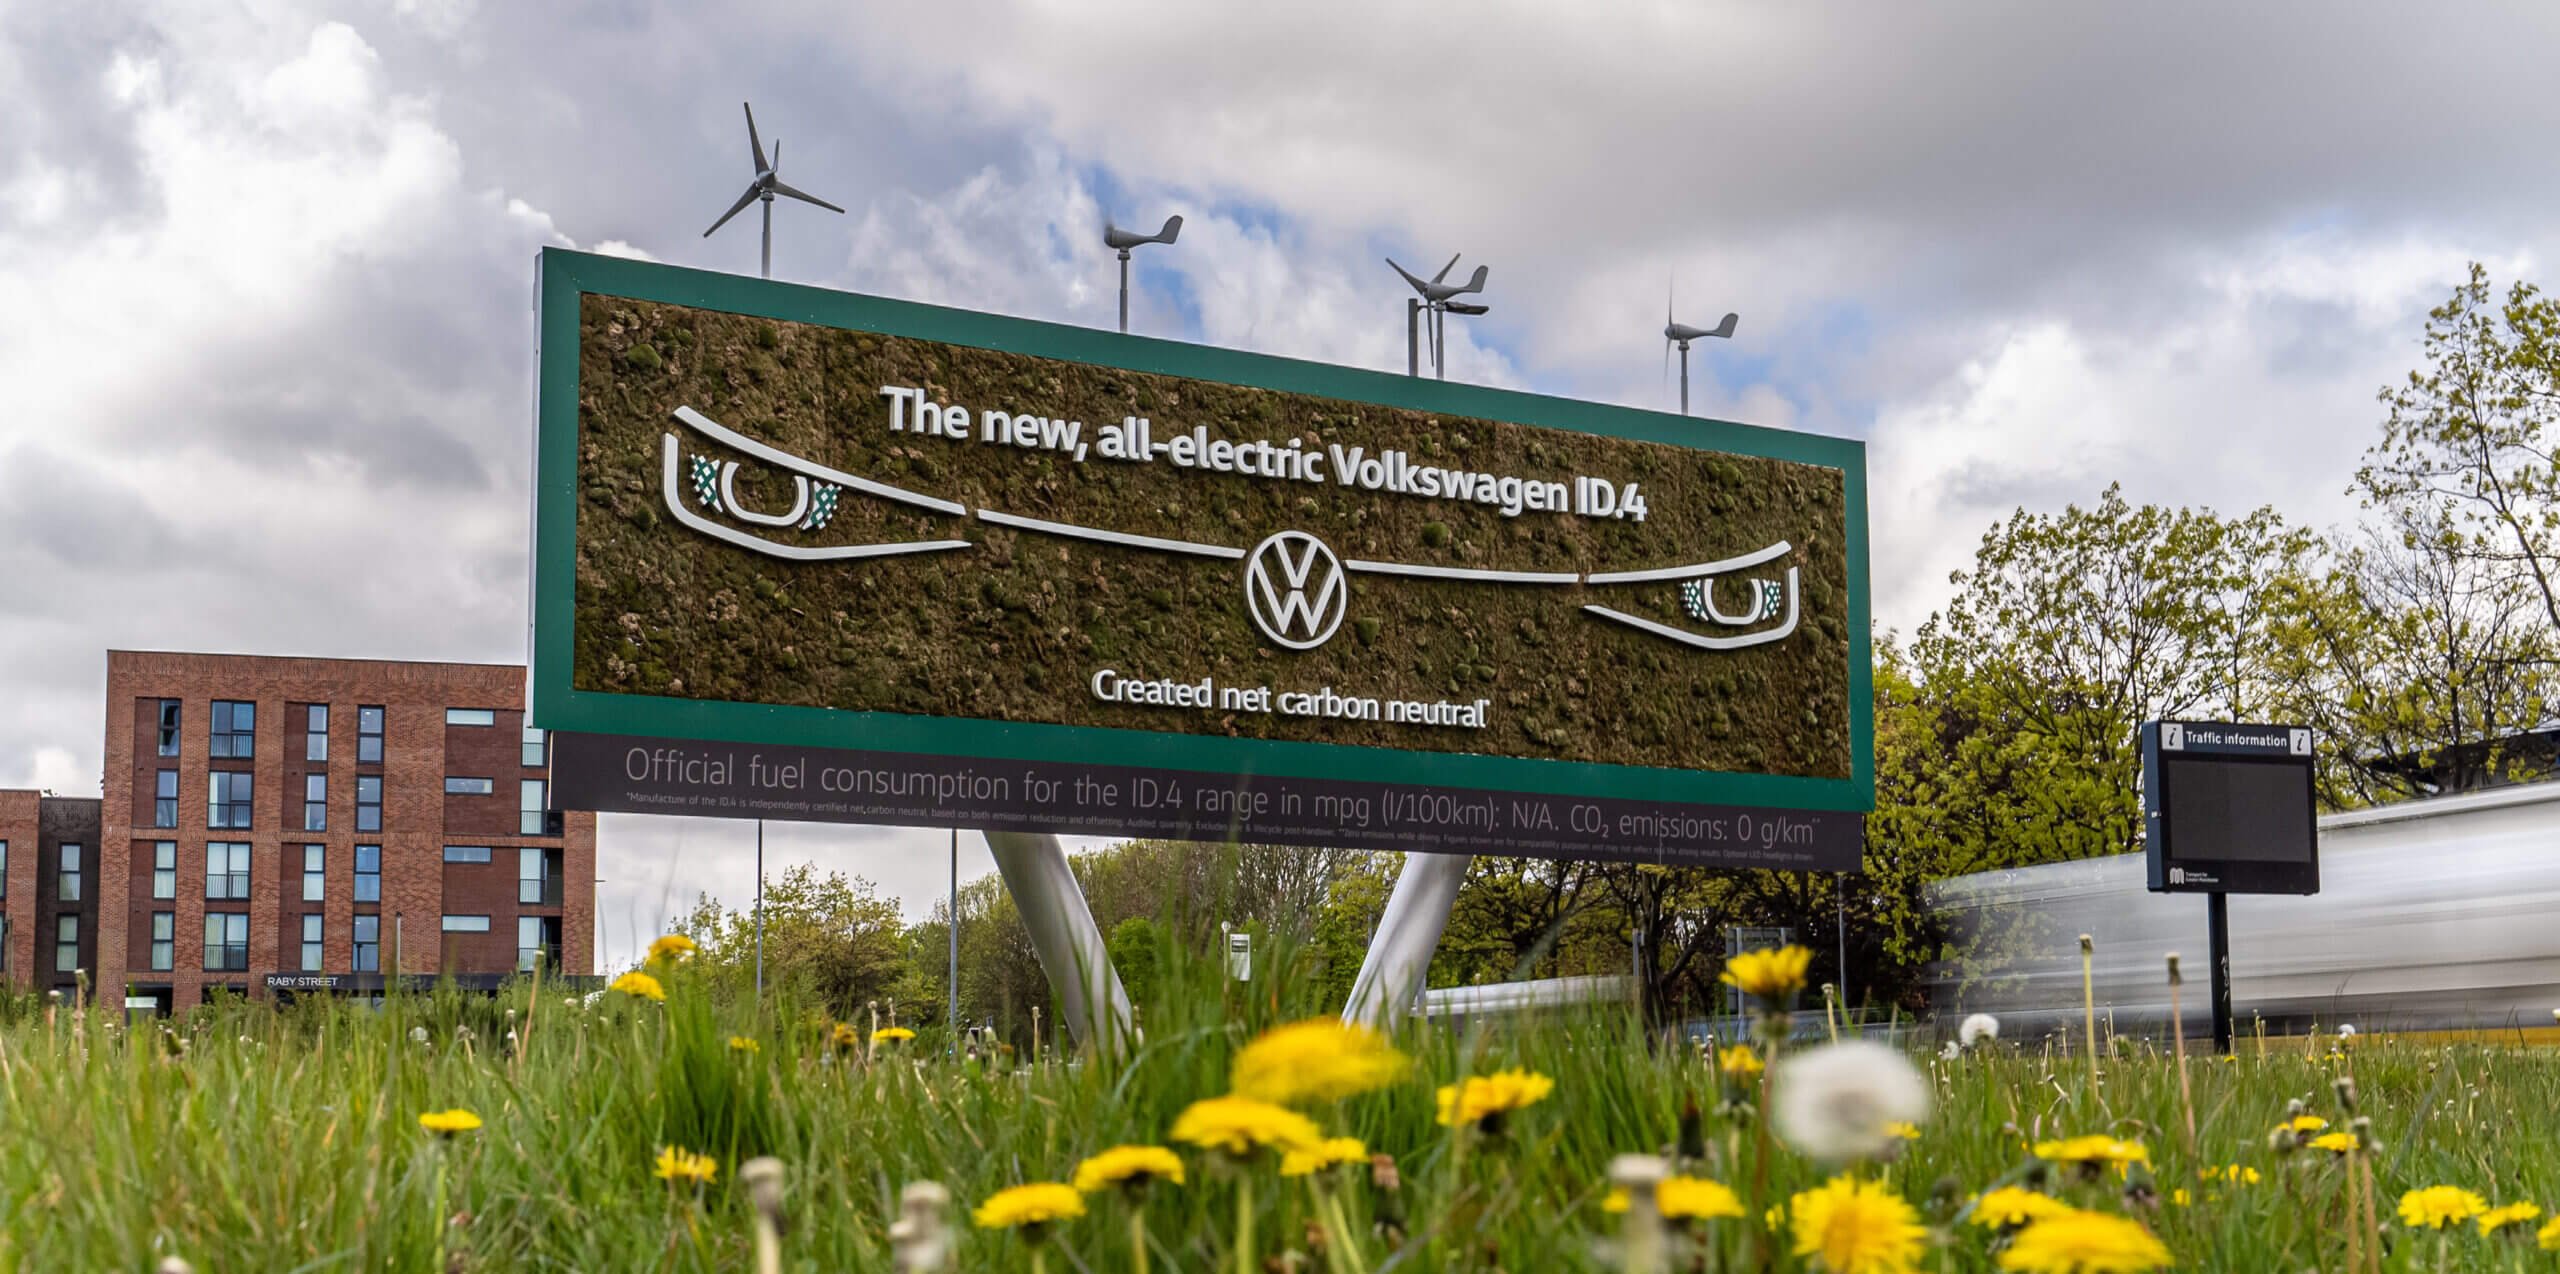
1343,852,1471,1025
984,831,1131,1056
2207,890,2232,1054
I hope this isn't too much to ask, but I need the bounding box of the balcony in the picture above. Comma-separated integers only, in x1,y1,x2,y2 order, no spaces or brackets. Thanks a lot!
519,875,565,908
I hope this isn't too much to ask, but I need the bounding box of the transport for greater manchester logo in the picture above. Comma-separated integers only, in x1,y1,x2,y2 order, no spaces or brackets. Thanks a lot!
661,405,1804,655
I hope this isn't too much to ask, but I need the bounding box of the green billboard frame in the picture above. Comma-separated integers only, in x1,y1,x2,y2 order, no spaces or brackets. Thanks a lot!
529,246,1874,812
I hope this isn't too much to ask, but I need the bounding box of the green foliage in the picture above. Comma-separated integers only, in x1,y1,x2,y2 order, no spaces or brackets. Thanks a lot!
5,928,2553,1271
672,864,906,1018
1108,916,1162,1008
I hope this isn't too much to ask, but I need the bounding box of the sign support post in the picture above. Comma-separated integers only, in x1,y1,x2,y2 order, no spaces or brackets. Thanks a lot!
2207,890,2232,1054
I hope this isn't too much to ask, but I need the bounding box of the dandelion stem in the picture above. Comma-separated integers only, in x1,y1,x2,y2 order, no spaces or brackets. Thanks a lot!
1235,1173,1256,1274
429,1145,449,1274
1130,1206,1149,1274
2078,934,2100,1096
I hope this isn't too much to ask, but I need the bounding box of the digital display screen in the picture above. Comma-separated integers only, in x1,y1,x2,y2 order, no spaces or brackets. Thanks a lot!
2162,754,2315,863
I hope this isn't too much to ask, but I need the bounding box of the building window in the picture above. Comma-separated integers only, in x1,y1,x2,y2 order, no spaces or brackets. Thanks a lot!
57,843,81,902
446,708,496,726
208,771,253,829
56,915,78,973
301,914,325,972
518,916,558,972
206,841,250,901
305,704,329,761
157,698,181,756
303,773,327,831
203,913,248,972
442,845,492,864
522,726,547,768
355,775,382,831
444,777,494,795
357,705,384,763
441,914,491,933
354,844,381,903
353,915,380,972
520,779,548,835
520,847,556,905
210,700,255,758
150,912,174,971
152,841,176,899
154,769,178,827
303,844,326,901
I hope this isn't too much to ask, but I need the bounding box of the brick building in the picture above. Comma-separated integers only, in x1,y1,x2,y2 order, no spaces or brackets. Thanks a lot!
43,650,601,1011
0,790,102,995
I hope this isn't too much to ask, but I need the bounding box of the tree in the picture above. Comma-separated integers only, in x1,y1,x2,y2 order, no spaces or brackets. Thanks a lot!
2261,508,2555,805
1108,916,1162,1009
672,865,907,1017
2357,263,2560,631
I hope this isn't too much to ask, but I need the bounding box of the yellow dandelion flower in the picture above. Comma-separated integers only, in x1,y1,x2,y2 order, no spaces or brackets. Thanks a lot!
610,970,665,1001
1169,1096,1322,1158
1072,1144,1186,1193
1766,1203,1787,1231
2169,1189,2190,1207
2480,1202,2542,1236
872,1026,916,1044
2399,1186,2489,1230
1600,1176,1744,1220
2198,1164,2260,1185
2032,1135,2147,1167
829,1021,861,1050
2537,1214,2560,1250
1996,1209,2172,1273
728,1035,760,1053
1280,1136,1369,1177
1434,1068,1556,1129
973,1182,1085,1231
1718,1044,1765,1077
1789,1174,1928,1274
1971,1187,2070,1230
2279,1114,2327,1134
1722,945,1814,999
647,933,696,963
1884,1121,1921,1141
653,1146,718,1184
417,1108,482,1136
1230,1018,1409,1105
2307,1131,2359,1155
1658,1176,1745,1222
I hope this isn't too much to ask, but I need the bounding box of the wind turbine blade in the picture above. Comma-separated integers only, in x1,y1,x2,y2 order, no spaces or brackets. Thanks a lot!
1431,252,1461,284
770,138,780,174
1384,257,1430,296
1667,275,1675,326
703,184,760,237
744,103,769,173
770,180,845,214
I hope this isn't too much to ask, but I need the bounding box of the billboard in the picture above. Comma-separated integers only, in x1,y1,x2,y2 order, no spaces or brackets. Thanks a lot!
531,248,1871,868
2141,720,2319,894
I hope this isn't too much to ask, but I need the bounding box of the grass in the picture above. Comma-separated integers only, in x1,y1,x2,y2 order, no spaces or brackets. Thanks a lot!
2,937,2557,1272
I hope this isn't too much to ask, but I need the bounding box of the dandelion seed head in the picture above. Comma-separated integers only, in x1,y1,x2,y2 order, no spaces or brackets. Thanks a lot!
1773,1041,1930,1163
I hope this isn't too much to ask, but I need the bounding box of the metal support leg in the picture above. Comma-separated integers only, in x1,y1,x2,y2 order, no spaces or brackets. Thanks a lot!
1342,852,1471,1026
985,831,1132,1056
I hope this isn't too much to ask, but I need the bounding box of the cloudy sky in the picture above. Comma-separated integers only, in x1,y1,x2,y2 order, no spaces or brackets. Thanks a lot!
5,2,2555,968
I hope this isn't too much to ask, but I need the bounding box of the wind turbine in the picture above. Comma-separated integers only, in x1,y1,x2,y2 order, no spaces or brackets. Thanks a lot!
702,103,844,279
1662,280,1737,415
1386,253,1491,379
1103,215,1183,334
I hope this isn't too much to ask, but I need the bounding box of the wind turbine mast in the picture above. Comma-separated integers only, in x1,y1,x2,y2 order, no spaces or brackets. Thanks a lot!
702,103,846,280
1662,280,1738,415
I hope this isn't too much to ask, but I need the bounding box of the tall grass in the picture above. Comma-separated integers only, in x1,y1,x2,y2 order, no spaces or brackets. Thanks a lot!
0,928,2553,1271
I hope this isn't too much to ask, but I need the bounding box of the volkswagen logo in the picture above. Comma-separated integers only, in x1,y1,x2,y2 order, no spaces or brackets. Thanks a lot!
1243,530,1348,650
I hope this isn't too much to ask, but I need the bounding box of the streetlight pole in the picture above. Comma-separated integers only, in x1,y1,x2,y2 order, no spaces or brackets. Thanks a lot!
948,828,960,1039
753,820,764,997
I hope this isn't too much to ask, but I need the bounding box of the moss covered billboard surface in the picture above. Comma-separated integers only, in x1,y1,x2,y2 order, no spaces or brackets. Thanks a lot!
532,249,1872,832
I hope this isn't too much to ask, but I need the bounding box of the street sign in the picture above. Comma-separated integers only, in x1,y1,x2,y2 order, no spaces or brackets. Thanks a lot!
2142,720,2319,895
